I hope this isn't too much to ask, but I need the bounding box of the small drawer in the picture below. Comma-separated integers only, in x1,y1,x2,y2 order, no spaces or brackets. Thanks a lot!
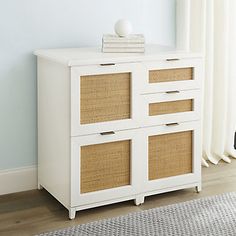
149,67,193,84
141,58,203,94
141,89,201,127
149,99,193,116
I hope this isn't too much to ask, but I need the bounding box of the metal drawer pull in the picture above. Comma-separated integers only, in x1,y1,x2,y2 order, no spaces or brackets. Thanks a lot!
166,91,180,94
100,131,115,136
166,58,180,62
165,123,180,127
100,63,116,66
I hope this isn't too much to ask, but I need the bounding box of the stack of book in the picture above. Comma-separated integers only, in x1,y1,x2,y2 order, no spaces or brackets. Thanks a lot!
102,34,145,53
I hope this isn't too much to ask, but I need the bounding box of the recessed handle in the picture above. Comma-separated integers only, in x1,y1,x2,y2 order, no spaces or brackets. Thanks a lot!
100,63,116,66
165,123,179,127
166,91,180,94
100,131,115,136
166,58,180,62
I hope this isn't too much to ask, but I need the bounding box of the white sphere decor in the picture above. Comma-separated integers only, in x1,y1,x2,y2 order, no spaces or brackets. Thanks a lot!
114,19,133,37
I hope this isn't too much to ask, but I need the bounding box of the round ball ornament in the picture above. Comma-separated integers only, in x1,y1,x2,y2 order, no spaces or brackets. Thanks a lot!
114,19,133,37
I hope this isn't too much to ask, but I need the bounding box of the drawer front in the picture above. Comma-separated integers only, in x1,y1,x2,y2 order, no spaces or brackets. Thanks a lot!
80,140,131,194
141,90,201,126
149,67,193,83
141,58,203,94
149,130,193,180
71,129,143,206
71,63,142,136
139,121,201,192
80,72,130,125
149,99,193,116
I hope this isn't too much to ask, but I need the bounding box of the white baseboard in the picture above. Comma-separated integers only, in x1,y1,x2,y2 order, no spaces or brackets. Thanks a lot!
0,166,37,195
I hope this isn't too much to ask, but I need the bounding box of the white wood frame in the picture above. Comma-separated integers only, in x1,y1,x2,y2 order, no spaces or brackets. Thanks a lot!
37,58,71,209
141,89,201,127
140,121,201,193
141,58,203,94
71,128,145,207
71,63,143,136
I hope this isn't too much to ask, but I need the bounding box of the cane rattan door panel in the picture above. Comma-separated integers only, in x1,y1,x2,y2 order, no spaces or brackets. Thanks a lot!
80,73,131,125
149,68,193,84
149,99,193,116
81,140,131,193
149,131,193,180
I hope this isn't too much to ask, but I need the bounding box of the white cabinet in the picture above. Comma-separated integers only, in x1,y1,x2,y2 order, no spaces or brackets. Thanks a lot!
35,45,203,219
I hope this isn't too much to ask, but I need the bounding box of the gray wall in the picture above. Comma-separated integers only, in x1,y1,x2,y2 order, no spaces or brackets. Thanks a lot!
0,0,176,170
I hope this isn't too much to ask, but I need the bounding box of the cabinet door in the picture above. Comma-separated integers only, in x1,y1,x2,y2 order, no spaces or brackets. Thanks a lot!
71,63,142,136
141,58,203,94
71,129,143,207
140,121,201,192
141,89,201,126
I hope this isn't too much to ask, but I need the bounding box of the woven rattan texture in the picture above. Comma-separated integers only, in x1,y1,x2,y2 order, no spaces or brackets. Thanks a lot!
80,73,131,125
81,140,131,193
149,131,192,180
149,68,193,83
149,99,193,116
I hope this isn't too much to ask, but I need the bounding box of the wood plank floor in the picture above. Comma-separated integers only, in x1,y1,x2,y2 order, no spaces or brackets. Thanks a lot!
1,160,236,236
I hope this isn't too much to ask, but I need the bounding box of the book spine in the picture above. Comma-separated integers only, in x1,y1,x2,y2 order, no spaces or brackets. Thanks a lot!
103,34,145,42
103,39,145,43
102,48,145,53
103,43,145,48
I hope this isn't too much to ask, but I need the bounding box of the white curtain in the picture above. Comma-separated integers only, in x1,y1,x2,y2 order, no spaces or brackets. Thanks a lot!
202,0,236,166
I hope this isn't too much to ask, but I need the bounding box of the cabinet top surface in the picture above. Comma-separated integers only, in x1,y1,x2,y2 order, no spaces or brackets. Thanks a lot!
34,45,203,66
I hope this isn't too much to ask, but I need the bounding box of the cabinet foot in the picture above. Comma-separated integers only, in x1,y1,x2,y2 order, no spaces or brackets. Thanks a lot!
37,183,43,190
195,185,202,193
69,208,76,220
134,196,145,206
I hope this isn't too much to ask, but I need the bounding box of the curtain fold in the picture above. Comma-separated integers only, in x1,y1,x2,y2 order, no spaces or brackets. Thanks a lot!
203,0,236,165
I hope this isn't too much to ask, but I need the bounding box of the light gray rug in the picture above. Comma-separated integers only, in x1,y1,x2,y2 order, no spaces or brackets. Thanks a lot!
37,192,236,236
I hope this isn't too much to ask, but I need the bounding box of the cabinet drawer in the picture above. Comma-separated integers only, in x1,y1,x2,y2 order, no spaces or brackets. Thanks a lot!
149,130,193,180
149,99,193,116
149,67,193,83
80,73,130,125
71,63,142,136
141,90,201,126
80,140,131,194
139,121,201,192
71,129,142,206
141,58,203,94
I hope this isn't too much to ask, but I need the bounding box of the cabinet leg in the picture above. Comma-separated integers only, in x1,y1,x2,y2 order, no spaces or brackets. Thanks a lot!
134,196,145,206
69,208,76,220
37,183,43,190
195,184,202,193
